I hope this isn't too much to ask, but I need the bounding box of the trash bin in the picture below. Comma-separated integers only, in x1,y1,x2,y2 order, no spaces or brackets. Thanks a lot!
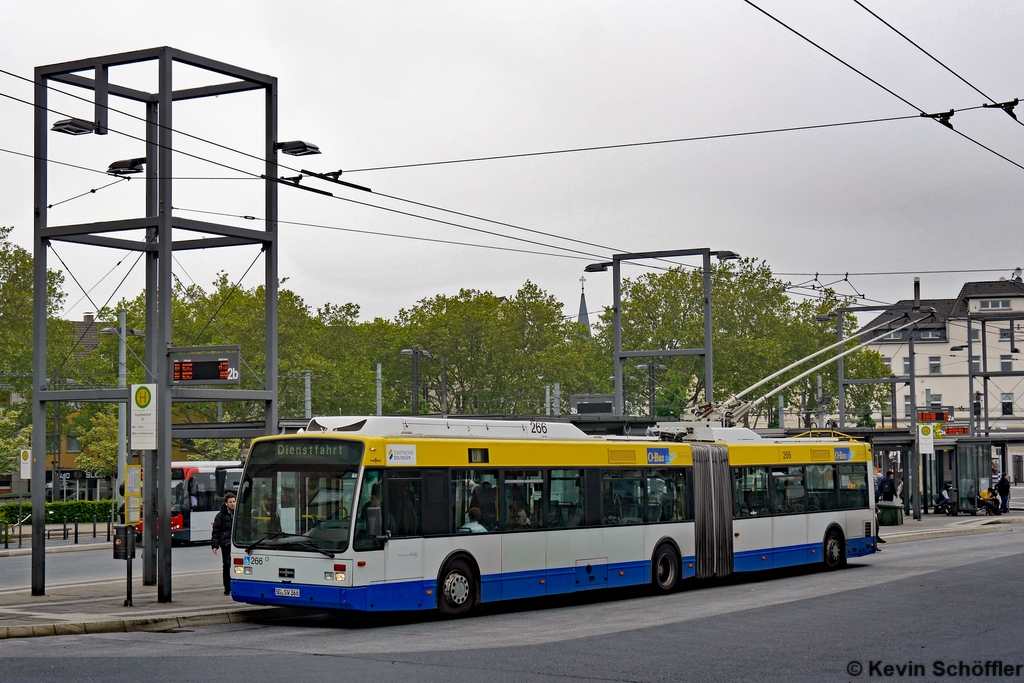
876,501,903,526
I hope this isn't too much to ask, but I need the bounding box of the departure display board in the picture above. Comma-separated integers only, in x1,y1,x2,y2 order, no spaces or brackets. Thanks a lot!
168,349,240,385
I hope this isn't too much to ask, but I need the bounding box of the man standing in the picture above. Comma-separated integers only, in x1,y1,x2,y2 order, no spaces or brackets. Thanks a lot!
211,492,236,596
879,470,897,502
997,474,1011,514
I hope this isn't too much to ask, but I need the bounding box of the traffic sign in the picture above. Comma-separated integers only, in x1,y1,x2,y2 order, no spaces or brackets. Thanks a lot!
19,449,30,480
129,384,157,450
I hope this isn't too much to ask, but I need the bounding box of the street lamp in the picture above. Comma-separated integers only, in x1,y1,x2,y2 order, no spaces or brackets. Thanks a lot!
51,117,95,135
637,362,668,418
106,157,146,176
275,140,321,156
100,314,145,507
400,347,432,414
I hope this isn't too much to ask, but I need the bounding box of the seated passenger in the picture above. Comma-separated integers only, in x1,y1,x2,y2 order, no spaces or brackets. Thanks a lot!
459,508,488,533
470,481,497,528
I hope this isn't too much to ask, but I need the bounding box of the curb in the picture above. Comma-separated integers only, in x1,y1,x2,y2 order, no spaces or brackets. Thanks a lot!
882,524,1013,544
0,606,284,640
0,542,110,558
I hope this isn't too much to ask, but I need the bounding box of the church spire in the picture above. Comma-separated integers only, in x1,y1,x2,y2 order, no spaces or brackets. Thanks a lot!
577,275,591,336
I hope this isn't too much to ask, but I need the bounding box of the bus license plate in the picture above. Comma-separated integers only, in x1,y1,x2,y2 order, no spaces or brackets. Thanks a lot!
274,587,300,598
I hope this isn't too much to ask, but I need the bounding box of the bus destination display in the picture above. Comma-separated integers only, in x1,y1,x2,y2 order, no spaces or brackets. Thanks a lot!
169,350,240,386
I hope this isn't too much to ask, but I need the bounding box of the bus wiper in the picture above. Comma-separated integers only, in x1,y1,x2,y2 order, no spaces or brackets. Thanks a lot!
278,538,336,559
245,531,306,555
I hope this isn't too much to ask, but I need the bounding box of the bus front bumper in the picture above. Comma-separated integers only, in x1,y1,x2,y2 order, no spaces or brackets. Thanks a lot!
231,578,435,612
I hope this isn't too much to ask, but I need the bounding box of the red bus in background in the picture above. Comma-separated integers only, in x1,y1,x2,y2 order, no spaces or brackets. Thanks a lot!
134,461,241,544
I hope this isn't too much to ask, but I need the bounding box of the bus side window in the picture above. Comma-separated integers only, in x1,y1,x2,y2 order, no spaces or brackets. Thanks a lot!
354,469,383,550
646,469,674,522
838,463,868,509
806,464,838,511
732,467,769,518
386,471,422,538
547,470,584,528
502,470,543,530
770,467,806,515
452,469,499,532
602,470,644,525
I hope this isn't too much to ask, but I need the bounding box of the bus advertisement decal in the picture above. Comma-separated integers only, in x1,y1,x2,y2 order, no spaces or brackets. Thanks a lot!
834,447,852,462
386,444,417,465
646,447,672,465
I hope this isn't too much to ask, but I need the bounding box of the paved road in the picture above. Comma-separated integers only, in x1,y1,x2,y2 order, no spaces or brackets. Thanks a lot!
3,530,1023,682
0,544,217,590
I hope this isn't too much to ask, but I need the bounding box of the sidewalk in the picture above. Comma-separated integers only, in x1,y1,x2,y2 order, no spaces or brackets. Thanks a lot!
0,524,114,557
880,508,1020,543
0,569,282,639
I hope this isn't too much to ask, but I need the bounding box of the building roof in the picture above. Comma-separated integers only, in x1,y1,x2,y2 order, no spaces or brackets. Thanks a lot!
949,280,1024,317
859,279,1024,334
859,298,955,333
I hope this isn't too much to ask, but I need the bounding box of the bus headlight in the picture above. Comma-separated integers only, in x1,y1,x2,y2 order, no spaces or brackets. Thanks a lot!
324,572,346,581
243,567,253,575
234,566,244,574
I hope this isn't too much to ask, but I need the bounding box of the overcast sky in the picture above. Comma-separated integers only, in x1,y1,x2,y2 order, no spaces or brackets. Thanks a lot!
2,0,1024,327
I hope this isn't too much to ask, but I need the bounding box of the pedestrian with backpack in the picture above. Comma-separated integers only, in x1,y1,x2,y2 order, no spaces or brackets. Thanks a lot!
879,470,897,502
212,492,236,596
997,474,1011,514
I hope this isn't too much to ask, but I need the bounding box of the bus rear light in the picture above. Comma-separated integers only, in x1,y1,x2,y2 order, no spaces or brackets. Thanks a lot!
234,558,244,565
334,564,346,571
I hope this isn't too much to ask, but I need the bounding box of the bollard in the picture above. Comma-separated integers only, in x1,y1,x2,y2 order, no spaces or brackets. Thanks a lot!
93,513,97,539
107,513,111,542
3,522,7,550
63,516,68,540
74,516,79,544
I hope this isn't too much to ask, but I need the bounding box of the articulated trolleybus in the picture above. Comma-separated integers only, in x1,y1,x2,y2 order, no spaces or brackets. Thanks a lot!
229,417,876,615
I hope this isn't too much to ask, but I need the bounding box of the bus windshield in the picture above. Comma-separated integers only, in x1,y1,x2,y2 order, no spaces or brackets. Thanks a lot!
234,438,364,552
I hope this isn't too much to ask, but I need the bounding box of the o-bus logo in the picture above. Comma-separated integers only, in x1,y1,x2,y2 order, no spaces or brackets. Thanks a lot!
134,386,152,409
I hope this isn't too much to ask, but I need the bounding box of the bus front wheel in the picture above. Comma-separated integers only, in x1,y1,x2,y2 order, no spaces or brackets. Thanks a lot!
438,559,476,617
652,544,679,593
823,530,846,570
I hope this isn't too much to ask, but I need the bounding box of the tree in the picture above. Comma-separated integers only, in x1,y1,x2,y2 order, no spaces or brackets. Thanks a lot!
74,408,118,477
0,406,31,475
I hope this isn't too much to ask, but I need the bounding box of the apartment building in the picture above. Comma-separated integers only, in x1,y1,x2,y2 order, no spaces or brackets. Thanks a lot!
861,280,1024,432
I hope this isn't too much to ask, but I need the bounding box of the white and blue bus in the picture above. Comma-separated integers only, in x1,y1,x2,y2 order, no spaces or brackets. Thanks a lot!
229,417,876,615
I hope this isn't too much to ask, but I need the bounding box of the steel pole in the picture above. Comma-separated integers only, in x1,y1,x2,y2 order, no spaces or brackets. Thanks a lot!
264,76,279,438
116,311,126,509
142,100,158,586
303,371,311,419
909,320,921,520
837,314,846,427
702,250,714,405
376,363,382,416
31,67,48,596
613,260,623,415
156,49,173,603
411,349,420,415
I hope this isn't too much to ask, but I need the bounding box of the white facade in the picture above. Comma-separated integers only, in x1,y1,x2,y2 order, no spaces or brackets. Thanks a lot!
861,282,1024,433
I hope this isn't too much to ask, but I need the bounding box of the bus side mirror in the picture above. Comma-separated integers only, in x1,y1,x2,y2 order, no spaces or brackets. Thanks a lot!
366,506,386,541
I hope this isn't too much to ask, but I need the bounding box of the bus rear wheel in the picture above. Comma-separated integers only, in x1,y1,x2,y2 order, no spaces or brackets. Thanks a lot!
823,530,846,570
652,544,679,593
438,559,476,617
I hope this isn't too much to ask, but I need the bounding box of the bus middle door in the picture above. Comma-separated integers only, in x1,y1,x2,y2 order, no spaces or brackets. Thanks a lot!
382,470,424,608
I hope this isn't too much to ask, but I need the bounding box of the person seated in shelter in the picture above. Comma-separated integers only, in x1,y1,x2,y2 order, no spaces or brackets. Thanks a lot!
470,481,497,529
934,483,954,515
979,486,1001,515
458,508,488,533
